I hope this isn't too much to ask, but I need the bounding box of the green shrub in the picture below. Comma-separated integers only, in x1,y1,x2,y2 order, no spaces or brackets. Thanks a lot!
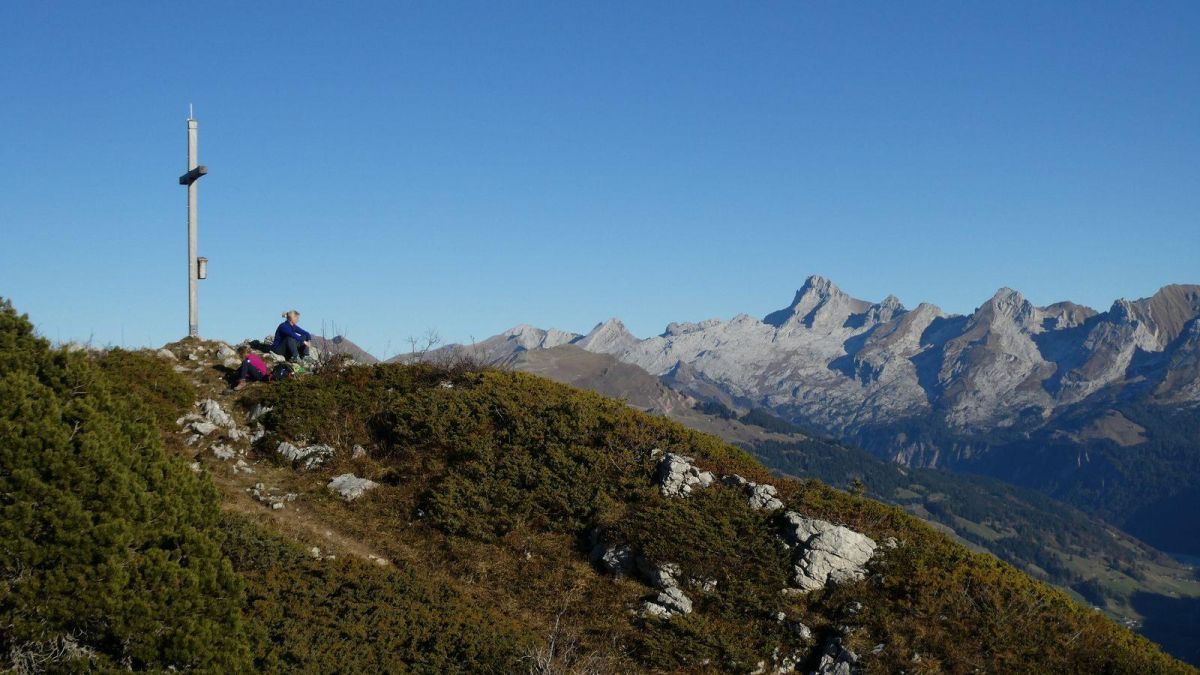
220,513,528,672
95,348,194,431
0,299,250,671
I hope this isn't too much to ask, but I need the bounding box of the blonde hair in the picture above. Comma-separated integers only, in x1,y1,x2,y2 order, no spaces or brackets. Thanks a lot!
282,310,300,320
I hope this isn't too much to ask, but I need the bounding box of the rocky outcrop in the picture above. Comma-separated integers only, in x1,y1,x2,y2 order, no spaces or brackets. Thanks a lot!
723,474,784,511
199,398,236,429
177,399,248,442
587,530,695,619
639,561,693,618
276,442,335,470
810,637,860,675
327,473,378,502
655,453,715,497
589,540,635,576
780,513,877,592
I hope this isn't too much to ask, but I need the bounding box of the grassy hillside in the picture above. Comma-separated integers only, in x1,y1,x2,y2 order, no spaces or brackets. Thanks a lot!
222,359,1188,673
505,345,1200,663
3,296,1192,672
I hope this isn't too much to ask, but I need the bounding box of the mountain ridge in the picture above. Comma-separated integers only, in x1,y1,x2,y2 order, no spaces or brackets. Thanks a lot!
402,277,1200,558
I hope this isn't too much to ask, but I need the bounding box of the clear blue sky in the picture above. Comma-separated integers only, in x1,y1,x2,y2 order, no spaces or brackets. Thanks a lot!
2,1,1197,358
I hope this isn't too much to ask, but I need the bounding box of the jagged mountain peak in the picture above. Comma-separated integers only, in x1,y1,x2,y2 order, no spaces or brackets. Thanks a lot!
976,287,1036,326
587,317,631,334
503,323,543,338
764,275,872,328
496,324,581,352
576,318,640,355
866,294,907,324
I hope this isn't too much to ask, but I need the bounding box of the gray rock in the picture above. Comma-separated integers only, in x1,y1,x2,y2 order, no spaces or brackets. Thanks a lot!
211,444,236,461
327,473,379,502
722,474,750,488
642,585,693,618
248,404,273,422
156,348,177,360
656,453,715,498
352,444,367,459
638,560,682,591
276,442,336,470
199,399,235,429
811,638,860,675
216,344,237,360
748,483,784,511
190,421,219,435
723,474,784,510
780,512,876,592
589,541,635,576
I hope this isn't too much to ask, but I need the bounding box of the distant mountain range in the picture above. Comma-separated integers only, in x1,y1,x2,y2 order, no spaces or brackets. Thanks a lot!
388,277,1200,557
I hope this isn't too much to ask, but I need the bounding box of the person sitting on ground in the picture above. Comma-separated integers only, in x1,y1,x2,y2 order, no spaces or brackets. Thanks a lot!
231,346,270,391
272,309,312,362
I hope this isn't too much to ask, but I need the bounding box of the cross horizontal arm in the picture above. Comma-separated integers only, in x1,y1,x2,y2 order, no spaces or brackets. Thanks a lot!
178,165,208,185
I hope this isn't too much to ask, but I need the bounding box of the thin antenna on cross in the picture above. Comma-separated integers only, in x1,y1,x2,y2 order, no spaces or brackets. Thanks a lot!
188,103,194,120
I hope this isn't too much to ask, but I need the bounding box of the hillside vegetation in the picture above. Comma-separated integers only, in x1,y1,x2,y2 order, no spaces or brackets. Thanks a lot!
1,296,1192,673
0,301,249,671
234,358,1188,673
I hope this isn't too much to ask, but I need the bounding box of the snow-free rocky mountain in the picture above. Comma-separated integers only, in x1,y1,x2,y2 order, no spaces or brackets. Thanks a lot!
397,276,1200,555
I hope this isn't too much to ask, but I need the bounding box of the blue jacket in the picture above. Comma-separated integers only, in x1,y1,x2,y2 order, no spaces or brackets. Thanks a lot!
273,321,312,347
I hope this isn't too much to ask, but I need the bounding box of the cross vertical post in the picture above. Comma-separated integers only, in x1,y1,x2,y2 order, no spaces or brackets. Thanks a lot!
179,110,208,337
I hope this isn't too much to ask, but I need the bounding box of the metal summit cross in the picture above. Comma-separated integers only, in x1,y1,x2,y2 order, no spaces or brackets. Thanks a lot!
178,105,208,337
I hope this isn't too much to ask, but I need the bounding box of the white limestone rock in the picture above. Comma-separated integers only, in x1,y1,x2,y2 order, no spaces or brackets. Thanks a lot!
190,421,219,436
589,541,635,576
248,404,273,422
199,399,236,429
748,484,784,511
327,473,379,502
723,474,784,510
812,638,860,675
656,453,715,498
642,585,693,619
780,512,876,592
276,442,335,470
